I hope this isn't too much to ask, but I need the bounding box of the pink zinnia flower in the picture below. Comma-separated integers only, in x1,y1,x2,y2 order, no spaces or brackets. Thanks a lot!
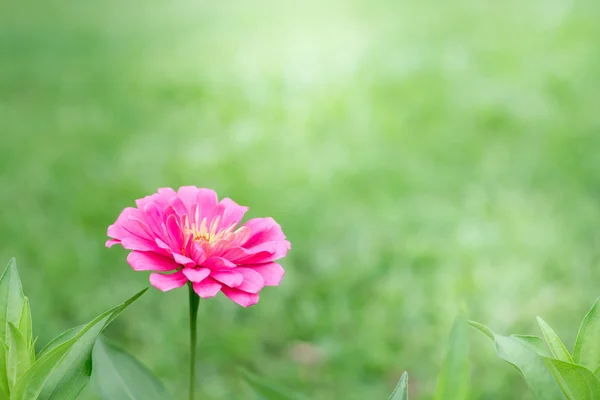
106,187,290,307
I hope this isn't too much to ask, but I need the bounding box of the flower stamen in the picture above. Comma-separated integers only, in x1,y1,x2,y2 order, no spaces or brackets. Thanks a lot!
185,216,246,249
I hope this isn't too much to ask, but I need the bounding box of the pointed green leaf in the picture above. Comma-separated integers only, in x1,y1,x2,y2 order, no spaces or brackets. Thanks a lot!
434,312,469,400
6,323,31,389
10,317,108,400
389,372,408,400
38,298,134,359
18,298,33,364
544,358,600,400
18,299,32,345
38,288,147,400
37,326,82,359
10,288,146,400
93,336,170,400
469,321,565,400
29,338,37,363
537,317,573,363
242,370,307,400
0,341,9,398
467,321,493,340
0,259,25,394
573,297,600,370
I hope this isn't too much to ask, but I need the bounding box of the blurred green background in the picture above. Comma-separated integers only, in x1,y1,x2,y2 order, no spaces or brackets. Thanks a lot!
2,0,600,398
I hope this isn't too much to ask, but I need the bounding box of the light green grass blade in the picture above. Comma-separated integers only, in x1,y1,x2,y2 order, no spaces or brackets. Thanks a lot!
434,312,469,400
389,372,408,400
6,323,31,390
544,358,600,400
37,326,82,359
573,297,600,370
537,317,573,363
0,259,25,395
17,298,33,364
469,321,565,400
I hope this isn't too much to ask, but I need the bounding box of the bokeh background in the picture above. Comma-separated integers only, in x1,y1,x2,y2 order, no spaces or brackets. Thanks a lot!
2,0,600,398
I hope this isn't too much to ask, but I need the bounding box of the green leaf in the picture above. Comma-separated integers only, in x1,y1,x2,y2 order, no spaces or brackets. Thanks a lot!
389,372,408,400
38,288,147,400
544,358,600,400
243,370,307,400
10,319,107,400
573,297,600,370
37,326,82,359
469,321,565,400
6,323,31,389
38,302,132,359
434,312,469,400
18,299,32,346
93,336,170,400
513,334,551,356
0,259,25,394
537,317,573,363
10,288,146,400
18,298,33,363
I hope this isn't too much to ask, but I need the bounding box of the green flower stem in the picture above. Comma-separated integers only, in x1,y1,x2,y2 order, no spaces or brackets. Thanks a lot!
188,282,200,400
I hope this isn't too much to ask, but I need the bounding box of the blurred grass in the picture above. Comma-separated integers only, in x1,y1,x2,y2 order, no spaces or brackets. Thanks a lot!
2,0,600,398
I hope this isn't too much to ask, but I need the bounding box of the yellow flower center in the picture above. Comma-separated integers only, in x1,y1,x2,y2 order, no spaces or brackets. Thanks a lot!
183,211,248,250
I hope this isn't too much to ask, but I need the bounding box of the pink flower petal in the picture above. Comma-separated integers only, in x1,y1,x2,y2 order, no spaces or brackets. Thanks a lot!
165,215,184,250
121,237,160,252
199,241,212,258
235,267,265,293
149,271,188,292
173,253,195,268
202,257,236,269
193,278,222,298
122,208,153,239
167,196,188,218
221,287,260,307
108,208,151,241
182,267,210,283
157,187,177,201
190,242,207,265
221,246,254,261
135,194,155,210
217,198,248,229
155,238,172,252
229,226,251,247
247,262,285,286
223,240,290,264
211,270,243,288
196,189,219,217
143,203,165,238
177,186,199,212
127,251,180,271
240,241,291,264
127,216,154,239
207,239,230,258
106,223,125,241
243,217,286,248
106,211,127,239
182,235,194,258
106,239,121,248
